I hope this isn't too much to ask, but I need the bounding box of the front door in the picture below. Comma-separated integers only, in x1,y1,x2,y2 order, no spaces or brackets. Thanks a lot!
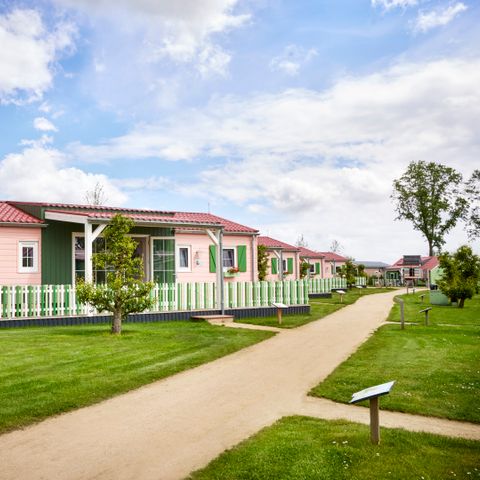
152,238,175,284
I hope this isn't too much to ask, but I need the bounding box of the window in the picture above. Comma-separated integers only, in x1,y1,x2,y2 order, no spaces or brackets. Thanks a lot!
18,241,38,273
176,245,191,272
222,248,235,269
309,264,315,273
152,238,175,283
282,259,288,273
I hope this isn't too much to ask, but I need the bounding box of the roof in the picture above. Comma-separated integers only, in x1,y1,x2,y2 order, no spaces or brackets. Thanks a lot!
257,236,299,251
354,261,389,269
0,202,43,224
318,251,348,262
7,201,257,233
389,256,439,269
298,247,325,259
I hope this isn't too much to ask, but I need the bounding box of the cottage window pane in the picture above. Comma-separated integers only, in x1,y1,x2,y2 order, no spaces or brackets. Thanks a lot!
22,247,33,267
223,249,235,268
179,248,189,268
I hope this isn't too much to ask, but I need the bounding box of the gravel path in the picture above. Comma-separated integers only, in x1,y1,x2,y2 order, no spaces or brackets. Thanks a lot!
0,289,477,480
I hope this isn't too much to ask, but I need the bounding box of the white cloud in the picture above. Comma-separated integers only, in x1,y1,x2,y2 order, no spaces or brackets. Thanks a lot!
0,8,76,104
0,145,127,205
53,0,249,77
70,56,480,260
270,44,318,76
371,0,418,10
33,117,58,132
413,2,468,33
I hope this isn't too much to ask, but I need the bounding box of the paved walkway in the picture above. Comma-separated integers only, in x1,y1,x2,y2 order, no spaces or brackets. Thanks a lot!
0,290,478,480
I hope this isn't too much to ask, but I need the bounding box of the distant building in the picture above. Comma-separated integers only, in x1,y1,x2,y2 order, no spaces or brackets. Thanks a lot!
386,255,439,286
353,260,389,278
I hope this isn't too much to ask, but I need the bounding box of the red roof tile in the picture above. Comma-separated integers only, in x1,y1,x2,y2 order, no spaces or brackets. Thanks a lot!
0,202,43,224
298,247,325,259
389,256,438,270
258,236,299,251
318,251,348,262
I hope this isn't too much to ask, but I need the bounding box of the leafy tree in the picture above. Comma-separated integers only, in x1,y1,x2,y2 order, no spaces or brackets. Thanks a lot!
257,244,269,281
465,169,480,239
339,258,358,287
437,245,480,308
392,161,467,255
300,261,310,279
76,214,154,334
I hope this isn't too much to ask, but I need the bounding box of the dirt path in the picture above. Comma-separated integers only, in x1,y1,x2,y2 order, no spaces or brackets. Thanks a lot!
0,289,476,480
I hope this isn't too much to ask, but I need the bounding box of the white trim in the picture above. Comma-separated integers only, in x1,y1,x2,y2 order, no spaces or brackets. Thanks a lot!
176,245,192,272
18,241,39,273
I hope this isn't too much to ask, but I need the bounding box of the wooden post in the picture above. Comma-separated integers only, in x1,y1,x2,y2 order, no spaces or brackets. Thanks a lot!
369,396,380,445
277,307,282,325
400,300,405,330
425,309,429,326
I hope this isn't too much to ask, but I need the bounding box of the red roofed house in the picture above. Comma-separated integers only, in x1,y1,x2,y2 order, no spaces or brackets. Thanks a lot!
258,236,300,281
298,247,325,279
386,255,439,286
0,202,44,285
318,251,348,278
1,201,259,286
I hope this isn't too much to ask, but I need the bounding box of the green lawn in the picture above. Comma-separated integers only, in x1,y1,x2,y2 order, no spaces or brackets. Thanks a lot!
0,321,273,434
311,295,480,423
236,288,396,329
388,290,480,326
189,416,480,480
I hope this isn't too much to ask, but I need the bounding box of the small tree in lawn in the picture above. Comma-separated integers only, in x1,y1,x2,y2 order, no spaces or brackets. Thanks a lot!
437,245,480,308
339,258,357,287
76,214,154,334
257,244,269,281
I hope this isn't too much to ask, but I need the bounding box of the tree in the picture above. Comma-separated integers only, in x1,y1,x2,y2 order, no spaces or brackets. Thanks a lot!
329,239,343,254
465,170,480,239
299,261,310,279
339,258,358,287
295,234,308,248
392,161,467,256
85,182,107,206
257,244,269,281
76,214,154,334
437,245,480,308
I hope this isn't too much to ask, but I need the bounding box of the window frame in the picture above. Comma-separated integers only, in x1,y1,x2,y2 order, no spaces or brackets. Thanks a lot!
222,247,236,270
18,241,39,273
176,245,192,272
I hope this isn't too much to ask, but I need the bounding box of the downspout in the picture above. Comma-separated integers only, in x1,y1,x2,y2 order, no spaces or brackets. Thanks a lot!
219,229,225,314
251,235,256,282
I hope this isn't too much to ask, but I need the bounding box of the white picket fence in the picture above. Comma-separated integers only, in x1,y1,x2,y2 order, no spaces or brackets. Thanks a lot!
0,277,367,320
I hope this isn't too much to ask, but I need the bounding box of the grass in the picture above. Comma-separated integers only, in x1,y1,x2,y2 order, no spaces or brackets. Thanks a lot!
189,416,480,480
311,294,480,423
0,321,273,434
236,288,396,329
388,290,480,326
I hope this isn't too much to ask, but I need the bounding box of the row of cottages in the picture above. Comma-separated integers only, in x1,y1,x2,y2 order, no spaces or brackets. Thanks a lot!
0,201,260,286
257,236,348,281
385,255,439,286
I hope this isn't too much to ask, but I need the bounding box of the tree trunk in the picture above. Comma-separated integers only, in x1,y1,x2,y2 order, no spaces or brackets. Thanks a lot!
458,298,465,308
428,239,434,256
112,309,122,334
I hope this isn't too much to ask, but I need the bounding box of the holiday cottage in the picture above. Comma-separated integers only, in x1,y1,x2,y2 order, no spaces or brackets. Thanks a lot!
0,201,259,286
318,251,348,278
298,247,325,278
257,236,300,281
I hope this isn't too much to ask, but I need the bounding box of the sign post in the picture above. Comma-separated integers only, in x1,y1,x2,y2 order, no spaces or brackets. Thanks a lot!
350,381,395,445
394,297,405,330
272,302,289,325
419,307,432,326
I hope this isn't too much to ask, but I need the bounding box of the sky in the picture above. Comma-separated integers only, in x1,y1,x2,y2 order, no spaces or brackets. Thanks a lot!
0,0,479,263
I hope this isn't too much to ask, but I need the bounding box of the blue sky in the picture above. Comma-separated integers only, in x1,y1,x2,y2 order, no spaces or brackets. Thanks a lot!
0,0,478,262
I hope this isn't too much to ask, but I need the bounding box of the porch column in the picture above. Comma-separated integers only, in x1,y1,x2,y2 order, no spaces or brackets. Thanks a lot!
84,223,93,283
218,230,225,314
279,250,284,281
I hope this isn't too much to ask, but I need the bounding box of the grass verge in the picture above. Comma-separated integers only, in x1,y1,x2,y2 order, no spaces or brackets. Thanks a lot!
0,321,273,434
236,288,395,329
311,295,480,423
388,290,480,326
188,416,480,480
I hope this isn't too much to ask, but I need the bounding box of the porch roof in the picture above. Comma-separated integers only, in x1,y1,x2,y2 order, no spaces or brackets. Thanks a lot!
0,202,44,225
258,236,299,251
298,247,325,259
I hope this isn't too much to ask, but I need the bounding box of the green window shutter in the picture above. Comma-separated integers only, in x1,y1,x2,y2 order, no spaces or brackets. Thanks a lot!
271,258,278,275
315,262,320,274
237,245,247,272
287,258,293,274
209,245,217,273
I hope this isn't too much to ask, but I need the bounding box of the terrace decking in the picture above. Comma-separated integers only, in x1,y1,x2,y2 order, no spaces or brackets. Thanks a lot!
191,314,235,325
